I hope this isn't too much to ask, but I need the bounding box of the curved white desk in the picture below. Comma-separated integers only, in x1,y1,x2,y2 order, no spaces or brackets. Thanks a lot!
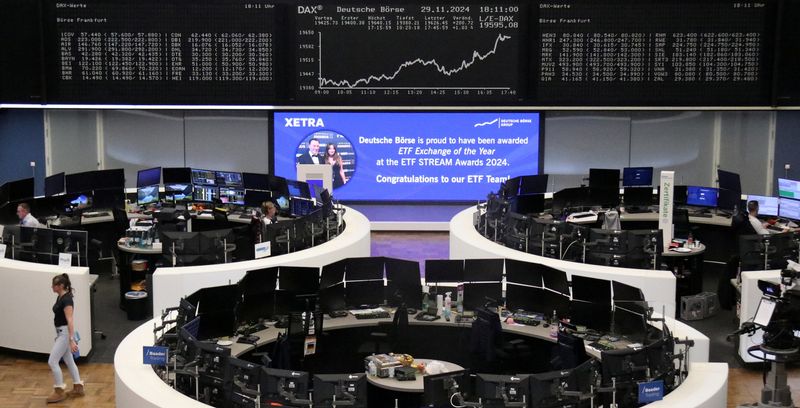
151,206,370,316
450,208,678,317
116,309,717,408
0,258,93,356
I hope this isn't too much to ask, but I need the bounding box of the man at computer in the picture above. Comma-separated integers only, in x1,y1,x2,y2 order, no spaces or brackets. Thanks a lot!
297,138,324,165
748,200,787,235
17,203,42,228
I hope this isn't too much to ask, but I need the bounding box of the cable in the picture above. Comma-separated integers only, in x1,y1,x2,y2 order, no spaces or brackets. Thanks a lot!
450,392,466,408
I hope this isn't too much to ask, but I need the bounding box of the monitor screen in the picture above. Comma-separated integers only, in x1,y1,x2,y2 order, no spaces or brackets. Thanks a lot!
748,195,779,217
622,167,653,187
779,197,800,220
163,167,191,183
191,168,216,185
504,259,543,287
345,280,385,308
463,282,502,310
278,266,320,295
506,284,568,315
686,186,718,208
273,112,542,201
589,168,620,189
137,167,161,188
244,190,271,208
571,275,611,304
623,187,653,207
519,174,549,195
286,180,311,199
778,178,800,199
718,169,741,192
215,171,243,187
424,259,464,283
164,183,193,203
475,374,530,406
463,258,503,282
137,185,160,206
65,171,94,194
673,185,688,205
313,374,367,408
45,172,66,196
7,178,34,202
219,187,245,205
346,257,385,281
754,297,777,327
242,172,269,190
717,188,742,211
193,185,218,202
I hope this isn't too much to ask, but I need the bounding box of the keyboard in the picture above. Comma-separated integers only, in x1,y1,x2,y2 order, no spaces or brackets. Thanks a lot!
588,341,616,351
511,314,542,326
768,224,786,232
83,211,110,218
624,207,652,214
354,310,391,320
415,312,441,322
690,213,713,218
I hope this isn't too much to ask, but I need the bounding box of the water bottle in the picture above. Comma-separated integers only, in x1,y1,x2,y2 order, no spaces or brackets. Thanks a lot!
549,310,558,338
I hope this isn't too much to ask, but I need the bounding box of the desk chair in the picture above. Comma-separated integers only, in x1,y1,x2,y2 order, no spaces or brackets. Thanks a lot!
212,209,229,230
469,307,531,374
361,305,410,356
739,234,777,271
672,209,696,240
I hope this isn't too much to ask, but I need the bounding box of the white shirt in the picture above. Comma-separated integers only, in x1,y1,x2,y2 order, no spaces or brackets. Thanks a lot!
748,214,771,235
20,213,42,228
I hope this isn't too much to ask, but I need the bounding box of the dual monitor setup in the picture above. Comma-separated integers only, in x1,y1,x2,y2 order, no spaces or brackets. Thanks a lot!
0,225,88,266
135,167,322,218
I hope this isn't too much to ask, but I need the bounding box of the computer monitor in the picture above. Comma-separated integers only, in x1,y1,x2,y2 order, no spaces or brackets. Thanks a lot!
600,347,650,385
717,169,741,192
686,186,718,208
313,373,367,408
21,226,54,255
463,258,503,282
503,176,521,199
539,264,570,296
589,168,620,189
505,284,569,316
623,187,653,207
0,183,8,206
571,275,611,304
588,187,621,208
529,369,575,408
463,282,502,310
45,172,66,197
423,370,473,408
198,229,235,263
589,228,629,254
475,374,530,407
160,230,201,257
673,185,688,205
196,310,237,340
622,167,653,187
519,174,549,195
717,188,742,212
225,358,262,397
242,172,269,190
570,300,612,332
268,175,289,195
65,171,94,194
193,185,218,202
7,178,34,202
748,195,779,217
239,267,279,295
274,195,290,215
186,284,240,315
137,185,160,206
612,304,648,343
504,259,543,287
779,197,800,220
510,194,545,215
191,168,216,185
286,180,311,199
278,266,320,296
51,229,88,266
244,190,271,208
237,290,293,325
261,368,310,406
345,280,385,308
163,167,192,183
320,259,347,288
215,171,242,187
219,187,245,205
385,257,422,308
346,257,385,281
318,283,347,314
778,178,800,199
612,281,645,303
164,183,193,203
195,339,231,376
65,193,91,209
137,167,161,188
425,259,464,283
93,169,126,190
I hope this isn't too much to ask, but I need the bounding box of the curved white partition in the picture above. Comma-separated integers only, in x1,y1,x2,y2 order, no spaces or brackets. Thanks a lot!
152,206,371,315
450,208,677,317
0,258,93,356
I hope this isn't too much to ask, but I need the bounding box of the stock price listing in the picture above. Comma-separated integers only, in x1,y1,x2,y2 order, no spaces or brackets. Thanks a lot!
294,4,523,103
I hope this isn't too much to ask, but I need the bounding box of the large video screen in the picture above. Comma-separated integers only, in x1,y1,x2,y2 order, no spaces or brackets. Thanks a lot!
273,112,541,201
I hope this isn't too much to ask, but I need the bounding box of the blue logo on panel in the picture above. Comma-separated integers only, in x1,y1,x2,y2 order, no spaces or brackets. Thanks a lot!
638,380,664,403
143,346,169,365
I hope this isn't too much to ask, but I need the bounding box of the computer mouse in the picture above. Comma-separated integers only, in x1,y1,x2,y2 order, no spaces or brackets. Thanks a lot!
542,323,550,328
406,308,417,315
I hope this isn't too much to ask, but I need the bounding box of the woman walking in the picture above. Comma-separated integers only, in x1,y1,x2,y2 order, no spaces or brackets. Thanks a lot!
47,273,84,403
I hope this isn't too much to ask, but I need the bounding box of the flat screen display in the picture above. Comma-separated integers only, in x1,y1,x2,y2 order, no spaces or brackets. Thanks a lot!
215,171,243,187
622,167,653,187
779,198,800,220
193,185,218,202
717,169,741,192
778,178,800,199
588,168,620,190
163,167,191,183
686,186,718,208
747,195,778,217
164,183,192,203
242,172,269,190
191,169,216,186
137,185,159,205
137,167,161,188
754,297,776,327
65,171,94,194
219,187,245,205
45,172,65,196
273,112,541,201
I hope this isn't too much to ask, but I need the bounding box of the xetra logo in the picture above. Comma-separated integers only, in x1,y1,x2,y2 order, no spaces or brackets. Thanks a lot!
298,5,322,14
285,117,325,127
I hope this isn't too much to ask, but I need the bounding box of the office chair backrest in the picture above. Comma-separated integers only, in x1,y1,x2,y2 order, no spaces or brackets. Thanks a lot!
672,209,691,238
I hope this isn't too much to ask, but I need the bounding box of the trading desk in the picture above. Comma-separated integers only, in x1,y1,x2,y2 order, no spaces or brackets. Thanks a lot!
115,309,719,408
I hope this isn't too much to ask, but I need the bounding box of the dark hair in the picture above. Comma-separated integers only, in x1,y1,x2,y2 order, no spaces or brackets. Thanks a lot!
52,273,74,294
747,200,759,213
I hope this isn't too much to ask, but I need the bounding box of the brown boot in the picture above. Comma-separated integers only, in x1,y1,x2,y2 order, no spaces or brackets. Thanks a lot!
46,387,66,403
67,383,85,397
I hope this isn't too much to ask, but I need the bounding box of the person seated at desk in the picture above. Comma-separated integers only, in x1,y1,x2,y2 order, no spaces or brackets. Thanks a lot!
261,201,277,225
17,202,42,228
748,200,791,234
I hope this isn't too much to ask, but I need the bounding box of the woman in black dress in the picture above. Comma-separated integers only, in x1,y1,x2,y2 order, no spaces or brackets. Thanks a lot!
325,143,347,188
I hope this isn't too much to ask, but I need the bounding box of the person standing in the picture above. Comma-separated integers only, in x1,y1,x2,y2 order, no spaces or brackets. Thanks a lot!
324,143,348,188
297,138,324,164
47,274,84,403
